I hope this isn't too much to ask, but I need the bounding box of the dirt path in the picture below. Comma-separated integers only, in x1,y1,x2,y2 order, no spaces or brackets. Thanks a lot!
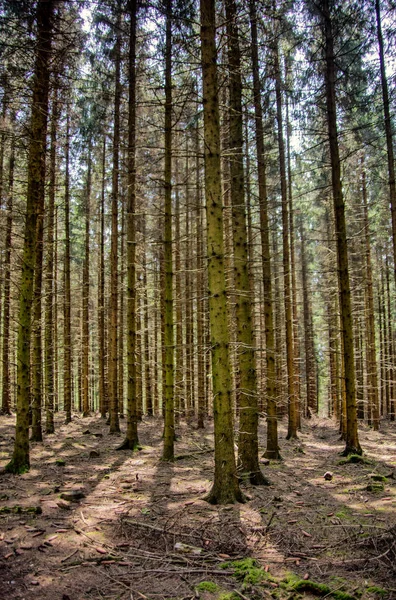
0,415,395,600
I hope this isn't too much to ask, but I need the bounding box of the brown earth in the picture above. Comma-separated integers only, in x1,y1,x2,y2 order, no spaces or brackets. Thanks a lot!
0,414,395,600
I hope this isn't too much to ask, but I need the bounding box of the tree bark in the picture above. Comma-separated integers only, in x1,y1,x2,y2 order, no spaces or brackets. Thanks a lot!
44,84,59,434
300,220,317,416
82,143,92,417
162,0,175,460
285,67,301,426
6,0,54,473
225,0,268,485
108,3,122,434
1,112,14,417
184,144,194,421
375,0,396,286
98,135,108,419
143,228,153,416
273,40,297,440
320,0,361,455
118,182,125,418
64,114,72,424
200,0,244,504
196,123,206,429
385,259,395,421
248,0,280,459
118,0,139,450
362,163,379,429
175,156,183,420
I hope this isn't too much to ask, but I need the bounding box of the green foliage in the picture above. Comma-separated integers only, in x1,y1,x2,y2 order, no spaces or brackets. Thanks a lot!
332,592,358,600
292,580,357,600
365,586,387,597
217,593,239,600
230,558,264,584
366,483,384,492
282,572,301,586
338,455,369,465
227,558,275,585
0,505,42,514
206,559,361,600
335,508,352,519
195,581,220,593
369,474,387,482
55,458,66,466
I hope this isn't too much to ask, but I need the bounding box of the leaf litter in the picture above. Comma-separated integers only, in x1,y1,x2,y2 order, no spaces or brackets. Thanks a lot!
0,414,395,599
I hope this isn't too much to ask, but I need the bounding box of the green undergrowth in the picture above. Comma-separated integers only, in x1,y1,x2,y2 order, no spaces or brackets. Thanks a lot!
366,482,385,492
214,558,362,600
290,580,357,599
365,586,388,597
0,505,42,514
338,455,371,465
335,507,353,519
196,582,220,593
230,557,276,585
369,474,387,482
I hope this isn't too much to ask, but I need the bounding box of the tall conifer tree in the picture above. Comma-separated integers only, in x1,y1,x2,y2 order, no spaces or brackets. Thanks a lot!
6,0,54,473
200,0,244,504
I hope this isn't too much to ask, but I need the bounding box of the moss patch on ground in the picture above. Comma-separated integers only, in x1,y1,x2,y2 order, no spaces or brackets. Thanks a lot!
220,559,360,600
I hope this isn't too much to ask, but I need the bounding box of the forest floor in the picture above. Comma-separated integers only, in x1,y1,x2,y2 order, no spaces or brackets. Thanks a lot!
0,414,395,600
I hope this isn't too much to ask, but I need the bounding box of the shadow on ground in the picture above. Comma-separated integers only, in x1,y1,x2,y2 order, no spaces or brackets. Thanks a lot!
0,414,395,599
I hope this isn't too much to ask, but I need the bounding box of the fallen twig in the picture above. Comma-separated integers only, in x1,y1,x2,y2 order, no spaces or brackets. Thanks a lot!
115,568,234,575
60,549,79,563
326,545,394,566
122,518,202,542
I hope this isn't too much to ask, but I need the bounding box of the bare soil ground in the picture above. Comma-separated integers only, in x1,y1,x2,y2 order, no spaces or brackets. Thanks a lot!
0,414,395,600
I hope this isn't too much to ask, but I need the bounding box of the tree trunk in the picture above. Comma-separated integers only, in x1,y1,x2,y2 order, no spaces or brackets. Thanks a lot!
108,4,122,434
118,0,139,450
98,135,108,419
362,163,379,429
44,84,59,434
162,0,175,461
377,280,386,417
196,123,206,429
273,41,297,440
385,259,395,421
82,143,92,417
285,70,301,426
0,79,7,351
64,114,72,424
153,257,160,416
320,0,361,455
249,0,280,458
30,119,47,442
143,238,153,416
300,220,317,416
1,112,14,417
53,204,59,413
375,0,396,286
175,157,183,420
6,0,54,473
200,0,244,504
225,0,268,485
184,145,194,421
118,184,125,418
